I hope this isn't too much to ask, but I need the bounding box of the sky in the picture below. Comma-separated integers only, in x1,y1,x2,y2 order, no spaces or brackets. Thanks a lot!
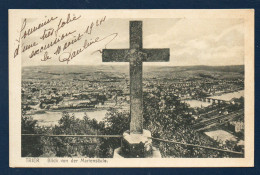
21,16,244,66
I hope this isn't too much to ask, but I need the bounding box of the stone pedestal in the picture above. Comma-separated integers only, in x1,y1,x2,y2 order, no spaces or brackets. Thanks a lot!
113,129,161,158
113,147,161,158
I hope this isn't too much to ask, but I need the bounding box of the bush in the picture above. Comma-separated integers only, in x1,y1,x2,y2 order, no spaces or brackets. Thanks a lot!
21,116,43,157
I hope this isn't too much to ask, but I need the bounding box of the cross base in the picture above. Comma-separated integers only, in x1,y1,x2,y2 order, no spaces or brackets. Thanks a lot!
113,130,161,158
113,147,161,158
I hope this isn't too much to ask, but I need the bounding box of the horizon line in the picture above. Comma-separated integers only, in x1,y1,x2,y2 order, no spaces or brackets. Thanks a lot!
22,64,245,68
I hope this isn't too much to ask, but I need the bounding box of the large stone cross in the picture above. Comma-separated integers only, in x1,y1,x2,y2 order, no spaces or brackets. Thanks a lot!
102,21,170,134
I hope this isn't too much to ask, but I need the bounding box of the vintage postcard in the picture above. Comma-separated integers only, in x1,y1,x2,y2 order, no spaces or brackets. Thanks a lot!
9,9,254,167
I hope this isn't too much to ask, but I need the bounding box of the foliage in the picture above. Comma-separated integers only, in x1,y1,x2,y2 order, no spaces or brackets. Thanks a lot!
21,116,43,157
22,94,244,158
87,108,130,157
22,112,104,157
143,91,192,138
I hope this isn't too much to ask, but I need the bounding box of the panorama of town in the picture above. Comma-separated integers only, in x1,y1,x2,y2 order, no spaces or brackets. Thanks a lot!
22,65,244,158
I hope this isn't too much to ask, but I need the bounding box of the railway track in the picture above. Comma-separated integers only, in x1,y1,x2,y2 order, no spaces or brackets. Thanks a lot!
193,109,243,131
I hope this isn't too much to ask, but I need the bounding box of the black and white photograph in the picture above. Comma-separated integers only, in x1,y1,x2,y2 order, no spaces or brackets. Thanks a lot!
9,9,254,167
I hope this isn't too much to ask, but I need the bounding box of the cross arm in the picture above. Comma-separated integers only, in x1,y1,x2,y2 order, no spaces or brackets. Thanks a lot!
102,48,170,62
102,49,130,62
142,49,170,62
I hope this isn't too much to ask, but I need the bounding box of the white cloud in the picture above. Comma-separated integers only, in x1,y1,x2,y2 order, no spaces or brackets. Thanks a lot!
21,18,244,66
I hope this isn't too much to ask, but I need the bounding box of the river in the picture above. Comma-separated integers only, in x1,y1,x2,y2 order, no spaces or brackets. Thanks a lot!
209,90,244,101
183,90,244,108
28,110,108,127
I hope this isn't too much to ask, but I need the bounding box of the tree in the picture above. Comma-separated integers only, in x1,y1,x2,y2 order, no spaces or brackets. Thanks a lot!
50,112,101,157
97,108,130,157
21,116,43,157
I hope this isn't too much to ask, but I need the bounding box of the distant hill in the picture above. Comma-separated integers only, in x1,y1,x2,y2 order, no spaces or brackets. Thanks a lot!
23,65,244,72
146,65,244,73
22,65,244,80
